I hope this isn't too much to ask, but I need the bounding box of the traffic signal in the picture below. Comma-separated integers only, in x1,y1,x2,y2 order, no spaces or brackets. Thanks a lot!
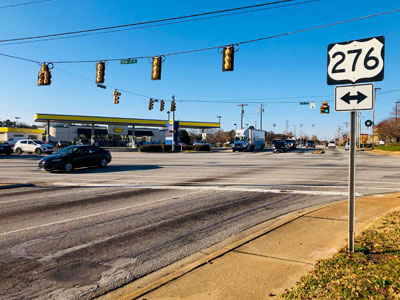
149,98,154,110
151,56,162,80
38,63,52,86
96,61,105,84
170,100,176,112
222,45,234,72
160,100,165,111
320,101,330,114
113,89,121,104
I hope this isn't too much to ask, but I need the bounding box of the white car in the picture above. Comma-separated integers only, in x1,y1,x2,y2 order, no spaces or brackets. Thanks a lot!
379,140,385,145
14,139,54,155
328,141,336,148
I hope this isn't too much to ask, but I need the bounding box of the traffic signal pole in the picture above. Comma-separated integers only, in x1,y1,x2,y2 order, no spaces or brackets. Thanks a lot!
348,111,356,252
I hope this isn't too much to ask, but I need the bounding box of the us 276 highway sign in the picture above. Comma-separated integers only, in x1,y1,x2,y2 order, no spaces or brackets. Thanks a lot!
327,36,384,85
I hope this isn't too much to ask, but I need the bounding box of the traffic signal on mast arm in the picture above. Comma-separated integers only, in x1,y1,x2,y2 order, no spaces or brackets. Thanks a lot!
113,89,121,104
160,100,165,111
149,98,154,110
151,56,162,80
320,101,330,114
38,63,52,86
222,45,234,72
96,61,105,84
170,99,176,112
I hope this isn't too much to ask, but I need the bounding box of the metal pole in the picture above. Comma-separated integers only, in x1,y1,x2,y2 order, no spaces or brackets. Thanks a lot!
349,111,356,252
237,104,247,129
172,95,176,152
259,104,263,130
91,123,95,146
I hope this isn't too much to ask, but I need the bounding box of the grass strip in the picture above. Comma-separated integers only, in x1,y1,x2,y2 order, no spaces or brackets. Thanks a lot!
281,210,400,300
375,145,400,152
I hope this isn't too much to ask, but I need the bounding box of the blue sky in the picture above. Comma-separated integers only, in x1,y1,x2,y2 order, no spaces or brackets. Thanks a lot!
0,0,399,140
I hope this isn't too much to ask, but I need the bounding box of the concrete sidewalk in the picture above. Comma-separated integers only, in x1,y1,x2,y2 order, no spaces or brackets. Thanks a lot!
100,193,400,300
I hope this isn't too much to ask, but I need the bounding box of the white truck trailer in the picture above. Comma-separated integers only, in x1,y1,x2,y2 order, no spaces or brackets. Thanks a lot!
233,128,265,152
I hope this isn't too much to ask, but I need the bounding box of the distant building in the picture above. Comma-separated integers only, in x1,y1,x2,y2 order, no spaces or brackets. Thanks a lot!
0,127,45,143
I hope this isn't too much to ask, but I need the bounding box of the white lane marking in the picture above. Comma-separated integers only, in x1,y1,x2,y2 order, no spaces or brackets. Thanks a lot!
53,182,362,197
0,187,111,205
0,190,204,237
1,175,399,186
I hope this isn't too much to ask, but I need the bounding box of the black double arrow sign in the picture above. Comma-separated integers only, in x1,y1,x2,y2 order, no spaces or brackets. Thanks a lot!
341,92,367,104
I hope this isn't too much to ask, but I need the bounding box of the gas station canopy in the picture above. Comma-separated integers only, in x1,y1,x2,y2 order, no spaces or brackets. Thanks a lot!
35,113,220,129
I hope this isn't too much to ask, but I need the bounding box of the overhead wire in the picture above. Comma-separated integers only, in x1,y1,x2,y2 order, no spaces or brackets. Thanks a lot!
0,0,301,43
0,0,320,46
0,0,51,9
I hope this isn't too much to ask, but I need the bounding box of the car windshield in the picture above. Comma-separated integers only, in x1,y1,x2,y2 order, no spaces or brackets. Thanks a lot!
235,137,247,141
274,141,284,146
307,141,314,144
34,140,44,144
56,146,79,155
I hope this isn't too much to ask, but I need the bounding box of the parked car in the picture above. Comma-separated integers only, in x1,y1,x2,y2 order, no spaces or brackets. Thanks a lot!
38,145,112,172
0,143,13,155
306,140,316,148
3,137,26,147
285,139,297,150
328,141,336,148
14,139,54,154
273,140,288,153
57,141,71,148
193,140,209,146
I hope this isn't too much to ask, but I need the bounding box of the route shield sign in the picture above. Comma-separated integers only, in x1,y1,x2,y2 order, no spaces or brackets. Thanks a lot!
327,36,384,85
335,83,374,111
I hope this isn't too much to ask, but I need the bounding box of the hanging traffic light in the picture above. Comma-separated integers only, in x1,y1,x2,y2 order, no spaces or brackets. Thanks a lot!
149,98,154,110
113,89,121,104
96,61,105,84
222,45,234,72
151,56,162,80
160,100,165,111
38,63,52,86
320,101,330,114
170,100,176,112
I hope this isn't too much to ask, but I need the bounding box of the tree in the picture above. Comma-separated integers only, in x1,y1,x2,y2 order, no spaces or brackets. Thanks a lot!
376,118,398,143
178,129,191,144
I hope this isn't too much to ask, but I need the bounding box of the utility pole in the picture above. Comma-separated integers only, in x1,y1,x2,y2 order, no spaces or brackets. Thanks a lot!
258,104,264,130
396,101,400,142
372,88,381,148
217,116,221,133
237,104,247,129
172,95,176,152
286,120,289,135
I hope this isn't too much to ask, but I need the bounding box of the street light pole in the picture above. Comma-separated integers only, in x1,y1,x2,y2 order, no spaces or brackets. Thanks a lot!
217,116,221,132
15,117,20,127
234,123,237,131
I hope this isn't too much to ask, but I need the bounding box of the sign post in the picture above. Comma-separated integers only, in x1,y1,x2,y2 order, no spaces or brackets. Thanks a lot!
328,36,384,252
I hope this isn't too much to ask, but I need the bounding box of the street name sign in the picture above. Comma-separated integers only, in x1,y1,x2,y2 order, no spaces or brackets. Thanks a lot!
300,102,309,105
96,84,106,89
335,83,374,111
121,58,138,64
327,36,384,85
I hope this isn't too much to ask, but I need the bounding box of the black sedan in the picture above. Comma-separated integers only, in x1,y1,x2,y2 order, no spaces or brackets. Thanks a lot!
39,145,112,172
0,143,12,155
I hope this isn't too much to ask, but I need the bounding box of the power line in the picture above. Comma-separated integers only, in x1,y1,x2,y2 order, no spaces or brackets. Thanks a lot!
0,0,320,46
0,0,51,9
0,0,300,43
50,8,400,64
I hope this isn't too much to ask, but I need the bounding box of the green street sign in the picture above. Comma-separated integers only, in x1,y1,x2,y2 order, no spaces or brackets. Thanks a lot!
300,102,310,105
121,58,138,64
97,84,106,89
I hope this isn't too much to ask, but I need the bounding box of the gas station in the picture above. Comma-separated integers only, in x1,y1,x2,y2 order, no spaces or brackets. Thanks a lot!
34,113,220,147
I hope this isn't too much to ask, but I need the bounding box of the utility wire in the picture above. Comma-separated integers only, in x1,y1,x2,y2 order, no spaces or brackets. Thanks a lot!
0,0,319,46
0,0,300,43
48,8,400,64
0,0,51,9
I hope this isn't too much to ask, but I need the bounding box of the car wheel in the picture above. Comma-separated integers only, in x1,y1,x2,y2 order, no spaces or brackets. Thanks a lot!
99,158,108,168
35,148,42,155
64,162,73,173
15,148,22,154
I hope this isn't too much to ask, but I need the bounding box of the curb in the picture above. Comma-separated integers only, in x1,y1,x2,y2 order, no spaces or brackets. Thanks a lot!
100,201,342,300
0,183,35,190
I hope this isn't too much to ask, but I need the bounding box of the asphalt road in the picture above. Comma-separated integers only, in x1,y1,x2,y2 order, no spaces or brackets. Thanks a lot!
1,147,399,299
